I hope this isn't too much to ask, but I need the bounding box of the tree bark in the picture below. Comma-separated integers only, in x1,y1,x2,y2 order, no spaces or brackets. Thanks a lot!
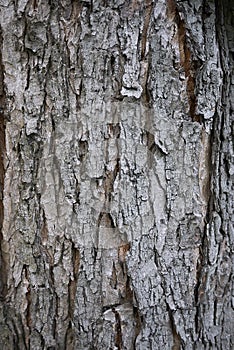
0,0,233,349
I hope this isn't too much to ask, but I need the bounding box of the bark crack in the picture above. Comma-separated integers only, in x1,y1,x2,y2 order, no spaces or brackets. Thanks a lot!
68,243,80,319
176,14,198,122
141,0,153,60
0,25,7,301
112,307,123,350
166,302,182,350
167,0,202,123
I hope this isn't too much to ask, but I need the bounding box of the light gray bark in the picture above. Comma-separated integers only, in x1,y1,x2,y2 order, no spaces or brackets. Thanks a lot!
0,0,233,349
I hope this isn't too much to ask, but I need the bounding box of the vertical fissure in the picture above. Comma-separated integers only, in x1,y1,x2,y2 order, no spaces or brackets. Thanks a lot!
24,265,31,349
68,244,80,319
167,0,202,123
176,14,199,123
112,307,123,350
166,303,182,350
141,0,153,60
0,26,6,300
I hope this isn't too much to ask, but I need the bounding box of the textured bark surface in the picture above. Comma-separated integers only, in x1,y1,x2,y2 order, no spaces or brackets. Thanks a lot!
0,0,233,349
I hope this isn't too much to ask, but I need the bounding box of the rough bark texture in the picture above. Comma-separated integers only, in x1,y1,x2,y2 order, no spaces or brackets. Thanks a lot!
0,0,233,349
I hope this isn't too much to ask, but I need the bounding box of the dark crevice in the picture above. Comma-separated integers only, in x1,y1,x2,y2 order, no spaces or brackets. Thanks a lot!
66,243,79,349
205,124,215,224
112,307,123,350
166,303,182,350
23,265,31,348
117,243,142,348
141,0,153,60
140,1,154,105
0,26,7,301
68,243,80,318
102,303,120,313
106,123,121,139
176,16,198,122
78,139,88,162
110,262,117,289
65,320,75,349
133,302,142,348
97,212,115,228
167,0,202,123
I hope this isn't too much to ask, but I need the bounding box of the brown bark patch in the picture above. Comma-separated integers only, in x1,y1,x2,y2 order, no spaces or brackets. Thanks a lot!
166,0,177,21
112,307,123,350
167,0,201,123
68,245,80,317
177,17,198,122
141,0,153,59
118,243,130,264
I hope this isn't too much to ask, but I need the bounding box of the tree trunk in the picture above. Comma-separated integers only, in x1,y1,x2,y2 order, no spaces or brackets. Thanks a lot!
0,0,233,349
